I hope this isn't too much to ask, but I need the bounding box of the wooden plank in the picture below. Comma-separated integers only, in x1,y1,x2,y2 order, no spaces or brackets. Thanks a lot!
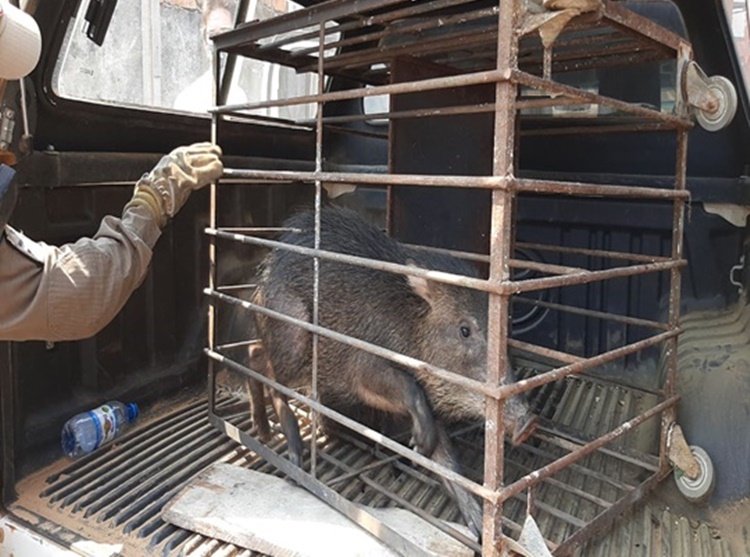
162,463,474,557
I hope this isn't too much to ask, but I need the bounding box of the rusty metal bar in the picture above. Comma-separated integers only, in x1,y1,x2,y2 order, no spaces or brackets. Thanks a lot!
404,241,588,274
256,0,478,53
221,168,690,201
206,228,498,294
512,177,690,199
211,0,412,49
497,395,679,504
400,242,490,264
512,298,671,331
212,69,509,114
205,288,500,399
514,490,587,529
310,21,326,482
216,283,258,292
215,110,314,130
512,70,692,129
516,97,596,109
292,4,499,59
508,340,583,365
521,48,670,77
503,458,614,510
517,438,636,492
521,122,676,137
553,469,668,555
515,241,671,263
308,102,670,133
508,259,685,295
301,102,498,126
602,0,685,52
207,48,221,425
205,348,497,502
215,338,260,351
403,242,671,280
498,329,680,398
511,259,589,276
298,25,502,74
483,0,520,552
218,226,299,233
534,429,660,472
660,127,688,472
518,33,667,69
222,167,508,189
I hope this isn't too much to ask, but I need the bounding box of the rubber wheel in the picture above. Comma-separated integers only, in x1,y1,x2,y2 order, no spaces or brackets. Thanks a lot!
695,76,738,132
674,445,715,504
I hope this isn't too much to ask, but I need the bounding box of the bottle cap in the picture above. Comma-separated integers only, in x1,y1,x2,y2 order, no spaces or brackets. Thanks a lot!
126,402,139,423
61,429,76,457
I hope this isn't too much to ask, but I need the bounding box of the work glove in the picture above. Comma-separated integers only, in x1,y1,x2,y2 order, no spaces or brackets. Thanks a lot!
125,142,223,228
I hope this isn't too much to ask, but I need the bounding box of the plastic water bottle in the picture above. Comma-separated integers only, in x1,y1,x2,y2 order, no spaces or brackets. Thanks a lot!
61,401,139,458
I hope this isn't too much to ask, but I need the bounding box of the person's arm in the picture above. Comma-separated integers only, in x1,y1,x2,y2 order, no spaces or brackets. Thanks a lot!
0,142,222,342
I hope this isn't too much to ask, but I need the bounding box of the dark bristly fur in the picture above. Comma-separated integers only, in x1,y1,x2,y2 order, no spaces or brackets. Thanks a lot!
251,207,536,536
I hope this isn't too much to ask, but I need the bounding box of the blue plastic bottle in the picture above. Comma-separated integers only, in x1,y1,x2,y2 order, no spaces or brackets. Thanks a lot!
61,401,139,458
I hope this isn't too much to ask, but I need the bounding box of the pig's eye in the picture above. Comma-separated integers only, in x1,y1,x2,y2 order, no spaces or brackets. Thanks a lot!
460,325,471,338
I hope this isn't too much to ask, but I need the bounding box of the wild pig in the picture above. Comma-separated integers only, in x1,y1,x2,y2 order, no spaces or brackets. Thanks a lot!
251,207,536,535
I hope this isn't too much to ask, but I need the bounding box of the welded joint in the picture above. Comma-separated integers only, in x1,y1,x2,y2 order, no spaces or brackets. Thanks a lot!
520,0,603,55
667,423,700,480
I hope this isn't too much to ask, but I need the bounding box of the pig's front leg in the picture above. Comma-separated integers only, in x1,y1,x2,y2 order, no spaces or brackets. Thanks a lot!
352,360,438,458
431,423,483,539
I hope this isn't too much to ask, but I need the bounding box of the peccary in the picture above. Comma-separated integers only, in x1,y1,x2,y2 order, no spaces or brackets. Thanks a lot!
251,207,536,536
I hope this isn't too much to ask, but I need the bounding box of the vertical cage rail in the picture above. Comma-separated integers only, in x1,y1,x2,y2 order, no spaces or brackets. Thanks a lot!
205,1,692,555
207,47,221,427
484,0,520,552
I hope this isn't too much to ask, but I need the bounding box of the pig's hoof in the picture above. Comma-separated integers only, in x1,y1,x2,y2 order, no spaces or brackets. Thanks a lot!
256,424,272,443
284,475,301,487
410,426,438,457
248,424,272,443
512,415,538,447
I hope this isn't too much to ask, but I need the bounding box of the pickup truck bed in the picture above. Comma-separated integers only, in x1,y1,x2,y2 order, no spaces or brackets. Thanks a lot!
7,361,746,557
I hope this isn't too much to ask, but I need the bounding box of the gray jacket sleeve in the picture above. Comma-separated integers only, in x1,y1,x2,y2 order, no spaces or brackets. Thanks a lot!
0,204,162,341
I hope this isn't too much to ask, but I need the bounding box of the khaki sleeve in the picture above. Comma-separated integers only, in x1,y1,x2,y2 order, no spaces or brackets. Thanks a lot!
0,204,162,342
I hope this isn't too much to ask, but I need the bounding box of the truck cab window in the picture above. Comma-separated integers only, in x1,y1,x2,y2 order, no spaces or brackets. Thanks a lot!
723,0,750,99
52,0,319,120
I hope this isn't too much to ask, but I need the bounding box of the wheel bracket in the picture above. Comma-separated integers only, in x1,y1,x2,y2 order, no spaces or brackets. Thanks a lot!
667,424,700,480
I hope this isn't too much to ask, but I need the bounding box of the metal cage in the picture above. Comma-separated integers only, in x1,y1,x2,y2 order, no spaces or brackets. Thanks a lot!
204,1,691,554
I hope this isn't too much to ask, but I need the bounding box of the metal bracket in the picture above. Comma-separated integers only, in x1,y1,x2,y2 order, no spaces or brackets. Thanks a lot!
0,106,15,152
667,424,700,480
730,255,745,297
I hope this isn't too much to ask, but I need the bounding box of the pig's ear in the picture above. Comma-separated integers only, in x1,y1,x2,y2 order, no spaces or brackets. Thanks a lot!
405,259,436,306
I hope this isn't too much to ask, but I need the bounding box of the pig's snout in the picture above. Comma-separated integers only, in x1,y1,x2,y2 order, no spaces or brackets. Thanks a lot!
494,390,537,447
510,412,537,446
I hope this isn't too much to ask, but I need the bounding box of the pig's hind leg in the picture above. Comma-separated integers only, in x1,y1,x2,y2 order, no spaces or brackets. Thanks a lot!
246,344,271,442
255,292,310,468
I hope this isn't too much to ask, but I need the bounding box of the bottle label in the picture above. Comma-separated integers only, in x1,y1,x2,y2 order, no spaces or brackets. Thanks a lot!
89,404,120,448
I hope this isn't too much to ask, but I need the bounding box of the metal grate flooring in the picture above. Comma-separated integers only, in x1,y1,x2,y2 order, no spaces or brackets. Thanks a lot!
8,369,739,556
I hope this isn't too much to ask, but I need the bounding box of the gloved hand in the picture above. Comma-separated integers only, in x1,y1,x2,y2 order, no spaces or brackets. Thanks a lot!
125,142,223,227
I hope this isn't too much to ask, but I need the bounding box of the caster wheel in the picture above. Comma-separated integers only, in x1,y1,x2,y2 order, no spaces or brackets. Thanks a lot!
674,445,715,504
695,75,737,132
